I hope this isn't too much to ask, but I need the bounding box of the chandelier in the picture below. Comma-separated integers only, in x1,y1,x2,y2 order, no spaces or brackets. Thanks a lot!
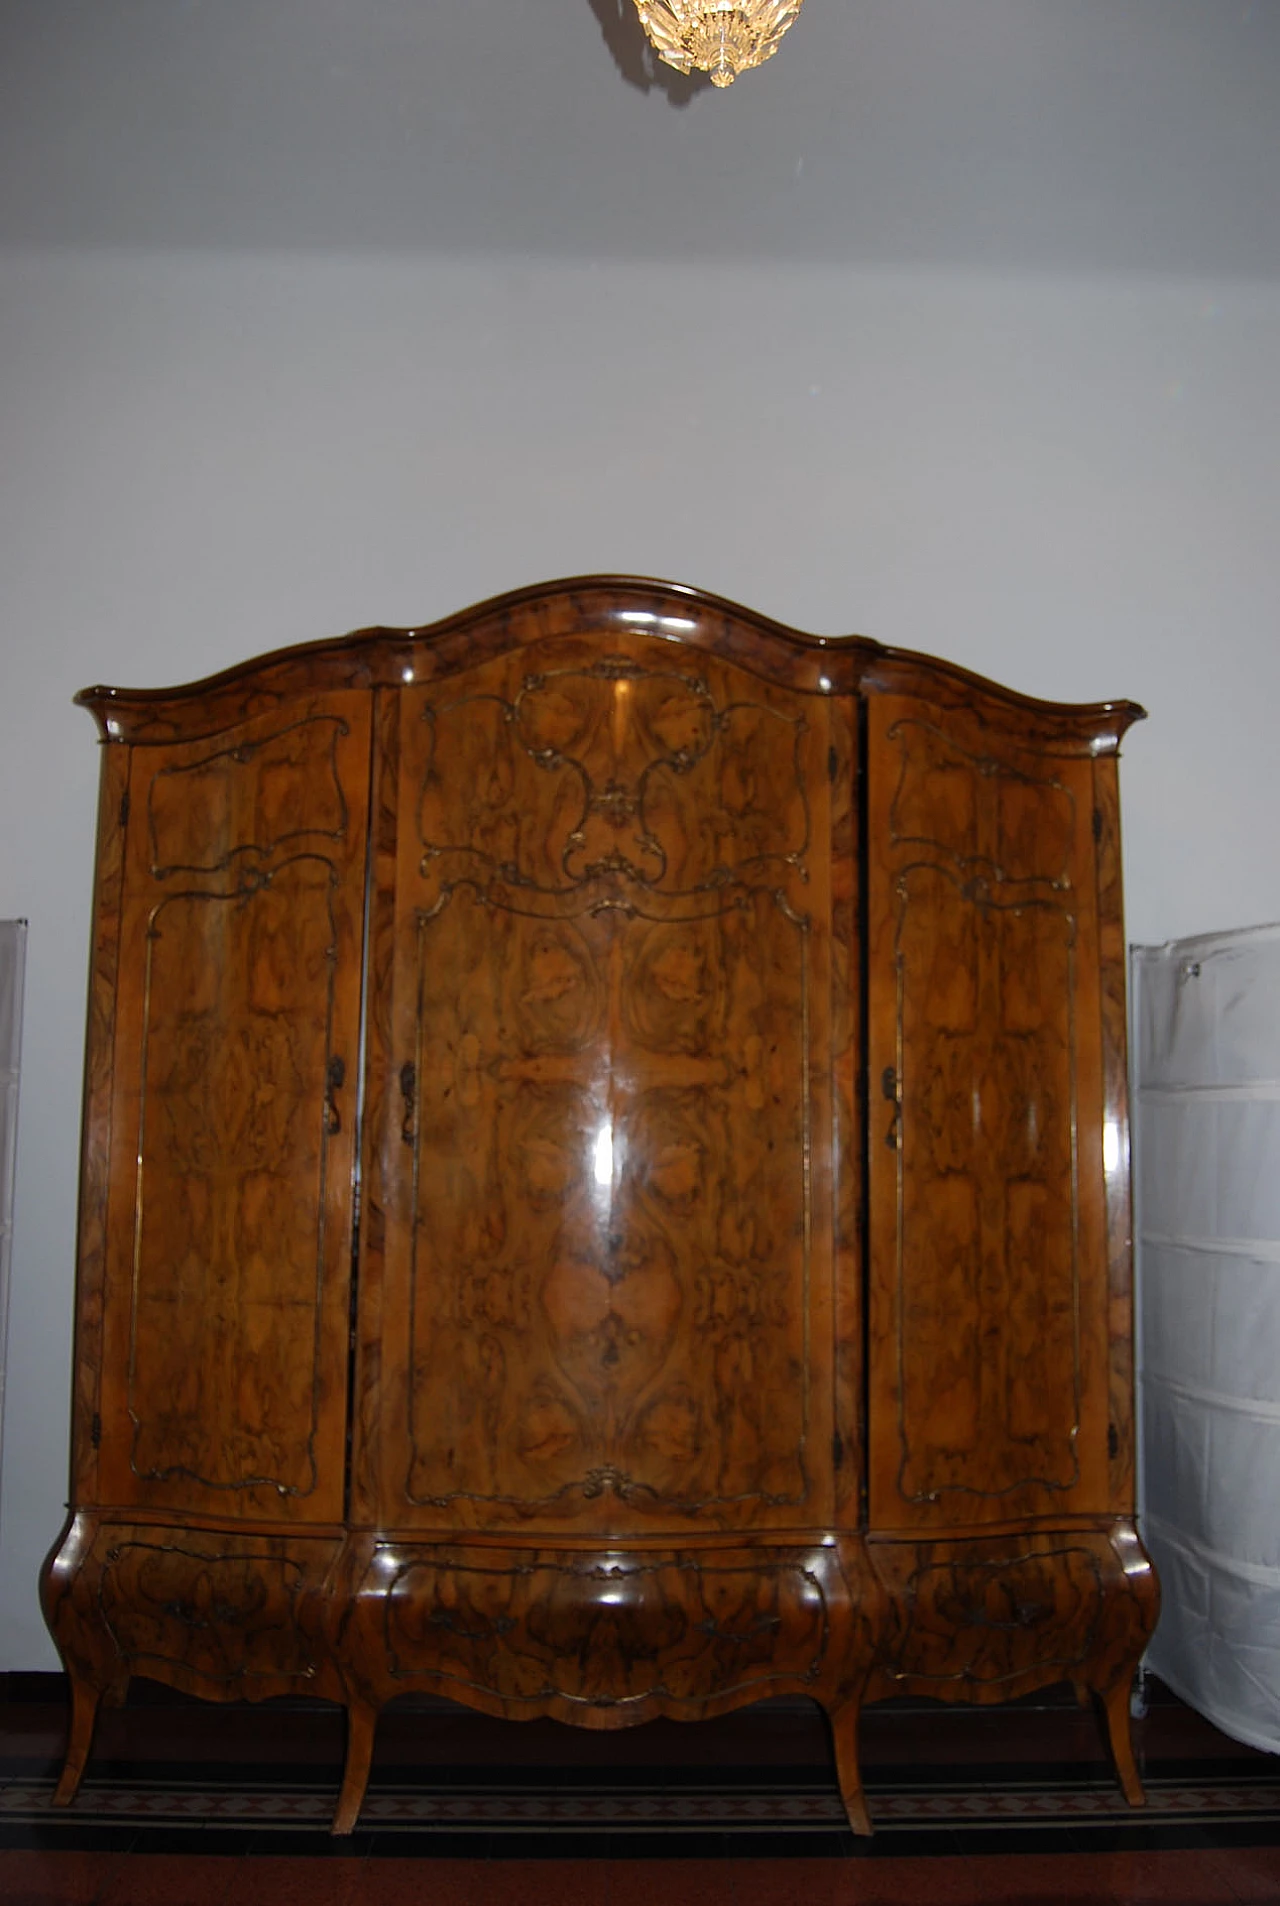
632,0,806,89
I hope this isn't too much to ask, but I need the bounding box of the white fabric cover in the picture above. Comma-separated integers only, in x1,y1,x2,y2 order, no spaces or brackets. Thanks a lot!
1134,922,1280,1753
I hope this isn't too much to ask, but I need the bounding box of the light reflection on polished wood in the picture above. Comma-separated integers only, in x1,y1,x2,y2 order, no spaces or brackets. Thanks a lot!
383,651,835,1535
43,577,1156,1839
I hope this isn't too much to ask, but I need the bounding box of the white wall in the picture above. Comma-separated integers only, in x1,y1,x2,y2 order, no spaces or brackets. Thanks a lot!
1,243,1278,1666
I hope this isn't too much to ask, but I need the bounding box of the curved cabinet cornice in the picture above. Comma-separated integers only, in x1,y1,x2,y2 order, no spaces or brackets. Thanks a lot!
75,576,1144,756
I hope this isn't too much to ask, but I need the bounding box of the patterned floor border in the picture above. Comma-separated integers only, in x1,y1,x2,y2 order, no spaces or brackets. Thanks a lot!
4,1768,1279,1840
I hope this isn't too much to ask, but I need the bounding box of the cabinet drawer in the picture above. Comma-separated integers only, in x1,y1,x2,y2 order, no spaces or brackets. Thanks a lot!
349,1543,837,1713
869,1536,1107,1696
51,1521,342,1697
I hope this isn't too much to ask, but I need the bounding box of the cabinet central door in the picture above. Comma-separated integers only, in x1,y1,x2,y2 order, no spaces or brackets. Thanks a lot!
377,639,850,1537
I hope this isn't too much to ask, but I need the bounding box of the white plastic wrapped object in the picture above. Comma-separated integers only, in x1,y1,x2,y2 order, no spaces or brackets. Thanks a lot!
1134,922,1280,1754
0,920,26,1471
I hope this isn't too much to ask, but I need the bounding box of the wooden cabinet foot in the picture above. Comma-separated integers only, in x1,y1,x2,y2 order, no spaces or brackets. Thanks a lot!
826,1698,873,1837
332,1699,378,1836
53,1674,102,1807
1098,1675,1147,1808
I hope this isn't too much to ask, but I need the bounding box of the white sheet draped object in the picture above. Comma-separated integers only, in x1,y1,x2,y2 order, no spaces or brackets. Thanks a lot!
1134,922,1280,1754
0,919,27,1471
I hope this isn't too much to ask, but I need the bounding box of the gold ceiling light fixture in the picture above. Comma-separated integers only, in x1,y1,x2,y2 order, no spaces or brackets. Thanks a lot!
633,0,806,89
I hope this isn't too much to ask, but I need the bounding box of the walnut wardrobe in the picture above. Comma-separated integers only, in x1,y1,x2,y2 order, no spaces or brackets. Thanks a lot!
43,577,1159,1835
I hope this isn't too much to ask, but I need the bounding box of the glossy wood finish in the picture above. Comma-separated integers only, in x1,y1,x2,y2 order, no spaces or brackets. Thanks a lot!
43,577,1156,1837
378,644,840,1535
865,697,1110,1528
92,698,371,1524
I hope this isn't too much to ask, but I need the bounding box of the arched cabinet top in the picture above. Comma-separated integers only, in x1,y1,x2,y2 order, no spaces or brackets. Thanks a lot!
75,575,1145,756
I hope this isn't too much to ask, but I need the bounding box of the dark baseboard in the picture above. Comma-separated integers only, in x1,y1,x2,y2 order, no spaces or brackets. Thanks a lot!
0,1670,67,1703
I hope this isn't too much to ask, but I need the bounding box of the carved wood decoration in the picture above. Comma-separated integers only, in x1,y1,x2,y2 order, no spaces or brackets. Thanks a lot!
43,578,1158,1836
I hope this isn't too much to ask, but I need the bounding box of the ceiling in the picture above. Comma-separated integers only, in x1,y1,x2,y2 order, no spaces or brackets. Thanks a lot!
2,0,1278,276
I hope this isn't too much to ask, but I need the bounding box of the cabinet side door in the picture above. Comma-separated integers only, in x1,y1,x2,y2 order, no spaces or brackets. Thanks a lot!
866,693,1111,1530
95,693,372,1525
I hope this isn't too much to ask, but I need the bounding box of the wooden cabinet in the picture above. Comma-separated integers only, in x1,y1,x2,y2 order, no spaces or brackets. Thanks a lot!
43,579,1158,1834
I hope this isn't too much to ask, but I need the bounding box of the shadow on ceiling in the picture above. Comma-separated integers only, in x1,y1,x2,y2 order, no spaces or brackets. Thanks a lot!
588,0,714,106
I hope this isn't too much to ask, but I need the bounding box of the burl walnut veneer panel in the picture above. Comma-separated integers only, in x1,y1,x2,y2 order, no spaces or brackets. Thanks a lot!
865,700,1110,1528
377,645,841,1536
94,698,372,1526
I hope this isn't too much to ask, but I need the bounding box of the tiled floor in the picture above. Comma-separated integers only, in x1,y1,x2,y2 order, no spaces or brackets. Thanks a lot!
1,1678,1277,1903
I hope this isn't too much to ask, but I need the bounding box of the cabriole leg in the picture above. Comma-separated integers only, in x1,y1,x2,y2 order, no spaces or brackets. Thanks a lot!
332,1697,378,1836
53,1671,102,1807
826,1696,873,1837
1098,1675,1146,1808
